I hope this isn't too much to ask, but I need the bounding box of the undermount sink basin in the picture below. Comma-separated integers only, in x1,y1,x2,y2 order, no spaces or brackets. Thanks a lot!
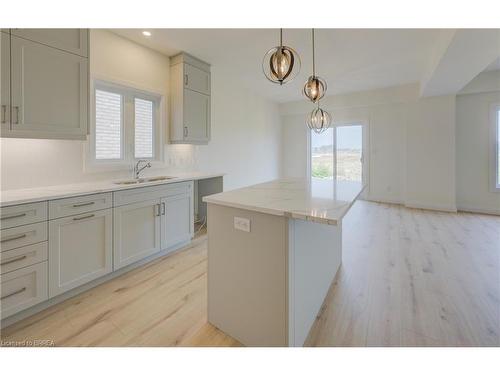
114,176,175,185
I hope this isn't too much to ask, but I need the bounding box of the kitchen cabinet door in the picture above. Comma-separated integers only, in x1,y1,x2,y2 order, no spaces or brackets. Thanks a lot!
11,29,88,57
160,193,193,251
184,63,210,95
0,32,9,134
9,36,88,139
49,209,112,297
113,199,161,270
184,89,210,143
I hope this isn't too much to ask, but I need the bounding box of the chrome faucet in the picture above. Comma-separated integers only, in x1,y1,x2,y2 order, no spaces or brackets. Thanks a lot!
134,160,151,179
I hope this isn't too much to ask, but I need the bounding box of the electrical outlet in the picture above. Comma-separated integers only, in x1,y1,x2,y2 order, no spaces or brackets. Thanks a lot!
234,217,251,232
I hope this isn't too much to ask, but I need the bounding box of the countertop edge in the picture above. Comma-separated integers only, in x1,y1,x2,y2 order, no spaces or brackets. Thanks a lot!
203,183,367,226
0,173,225,207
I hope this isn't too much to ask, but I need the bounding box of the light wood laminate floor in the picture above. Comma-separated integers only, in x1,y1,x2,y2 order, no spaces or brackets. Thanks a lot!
1,201,499,346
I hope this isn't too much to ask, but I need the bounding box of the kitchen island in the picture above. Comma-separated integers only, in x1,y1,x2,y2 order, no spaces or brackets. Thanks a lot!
203,178,365,346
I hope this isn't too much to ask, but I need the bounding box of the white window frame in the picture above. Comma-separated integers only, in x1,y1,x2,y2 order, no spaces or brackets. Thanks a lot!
490,103,500,192
85,79,164,172
307,119,369,193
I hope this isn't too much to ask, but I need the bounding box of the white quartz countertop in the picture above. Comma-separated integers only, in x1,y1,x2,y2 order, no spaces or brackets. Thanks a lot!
0,172,224,207
203,178,366,225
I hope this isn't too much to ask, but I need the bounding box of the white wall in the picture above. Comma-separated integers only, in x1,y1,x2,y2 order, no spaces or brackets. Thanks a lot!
0,30,281,191
280,84,458,211
456,90,500,214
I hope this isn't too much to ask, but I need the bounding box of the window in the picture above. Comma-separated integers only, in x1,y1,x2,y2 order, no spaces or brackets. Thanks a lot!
310,124,364,182
95,90,122,160
91,81,161,165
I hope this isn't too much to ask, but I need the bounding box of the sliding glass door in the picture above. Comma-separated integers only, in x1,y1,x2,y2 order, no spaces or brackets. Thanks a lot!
310,124,364,182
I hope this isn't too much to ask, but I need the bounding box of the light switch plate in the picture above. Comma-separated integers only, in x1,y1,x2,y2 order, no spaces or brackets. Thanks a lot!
234,216,251,232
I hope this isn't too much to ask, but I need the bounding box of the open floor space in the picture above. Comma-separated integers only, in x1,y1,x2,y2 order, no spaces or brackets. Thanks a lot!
2,201,498,347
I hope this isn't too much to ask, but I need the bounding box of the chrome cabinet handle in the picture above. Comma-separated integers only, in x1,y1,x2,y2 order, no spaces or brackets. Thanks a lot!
1,104,6,124
184,74,188,86
1,212,27,221
183,126,188,138
154,204,161,217
1,233,27,243
1,255,27,266
73,214,95,221
161,202,166,215
13,106,19,124
1,287,26,300
72,201,95,208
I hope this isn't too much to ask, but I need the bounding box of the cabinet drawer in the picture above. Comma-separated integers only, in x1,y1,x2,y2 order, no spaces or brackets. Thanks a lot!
113,182,193,207
0,262,48,319
49,193,112,219
0,201,48,229
1,242,48,275
0,222,47,252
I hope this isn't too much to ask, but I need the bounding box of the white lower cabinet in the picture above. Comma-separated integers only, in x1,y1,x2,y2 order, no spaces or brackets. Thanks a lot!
48,208,112,298
161,193,193,250
0,262,48,319
113,199,162,270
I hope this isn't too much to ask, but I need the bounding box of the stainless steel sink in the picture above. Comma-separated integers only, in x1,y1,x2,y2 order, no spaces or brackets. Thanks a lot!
114,176,175,185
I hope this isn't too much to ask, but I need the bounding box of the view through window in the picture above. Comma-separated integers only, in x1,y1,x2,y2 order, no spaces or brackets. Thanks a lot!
311,125,363,182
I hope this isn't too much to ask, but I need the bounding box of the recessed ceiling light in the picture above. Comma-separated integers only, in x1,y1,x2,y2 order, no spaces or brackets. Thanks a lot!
142,31,152,37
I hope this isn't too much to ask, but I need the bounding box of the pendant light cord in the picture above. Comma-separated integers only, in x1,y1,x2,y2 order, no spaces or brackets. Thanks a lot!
312,29,315,77
280,28,283,47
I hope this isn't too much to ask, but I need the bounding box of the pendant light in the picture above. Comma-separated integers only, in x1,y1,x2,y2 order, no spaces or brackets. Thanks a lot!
306,102,332,134
303,29,327,102
262,29,301,85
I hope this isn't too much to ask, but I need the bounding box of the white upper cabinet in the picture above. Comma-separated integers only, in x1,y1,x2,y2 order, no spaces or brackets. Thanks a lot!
1,30,89,140
9,36,88,139
184,89,211,142
0,33,9,134
184,63,210,95
11,29,88,57
170,53,211,144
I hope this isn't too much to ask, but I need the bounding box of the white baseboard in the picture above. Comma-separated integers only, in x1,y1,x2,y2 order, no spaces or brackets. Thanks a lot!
457,205,500,216
404,201,457,213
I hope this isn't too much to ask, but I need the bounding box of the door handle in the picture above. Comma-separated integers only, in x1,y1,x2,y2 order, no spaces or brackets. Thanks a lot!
161,202,166,215
1,233,27,243
1,287,27,300
73,214,95,221
72,201,95,208
1,255,27,266
13,106,19,124
1,212,27,221
1,105,6,124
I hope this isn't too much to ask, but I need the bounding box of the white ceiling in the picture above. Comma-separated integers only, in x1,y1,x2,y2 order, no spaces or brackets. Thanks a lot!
113,29,451,103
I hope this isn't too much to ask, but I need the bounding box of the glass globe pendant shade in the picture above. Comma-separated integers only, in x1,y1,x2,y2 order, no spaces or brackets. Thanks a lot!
303,75,327,103
306,106,332,134
262,45,301,85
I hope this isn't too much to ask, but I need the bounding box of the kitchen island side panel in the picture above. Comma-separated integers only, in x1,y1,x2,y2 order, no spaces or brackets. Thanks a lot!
207,203,288,346
288,218,342,346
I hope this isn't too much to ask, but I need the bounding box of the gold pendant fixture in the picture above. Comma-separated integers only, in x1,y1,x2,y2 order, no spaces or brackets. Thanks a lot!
303,29,327,103
262,29,301,85
306,102,332,134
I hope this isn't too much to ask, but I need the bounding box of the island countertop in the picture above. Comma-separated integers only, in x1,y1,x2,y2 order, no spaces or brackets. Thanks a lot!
203,178,365,225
